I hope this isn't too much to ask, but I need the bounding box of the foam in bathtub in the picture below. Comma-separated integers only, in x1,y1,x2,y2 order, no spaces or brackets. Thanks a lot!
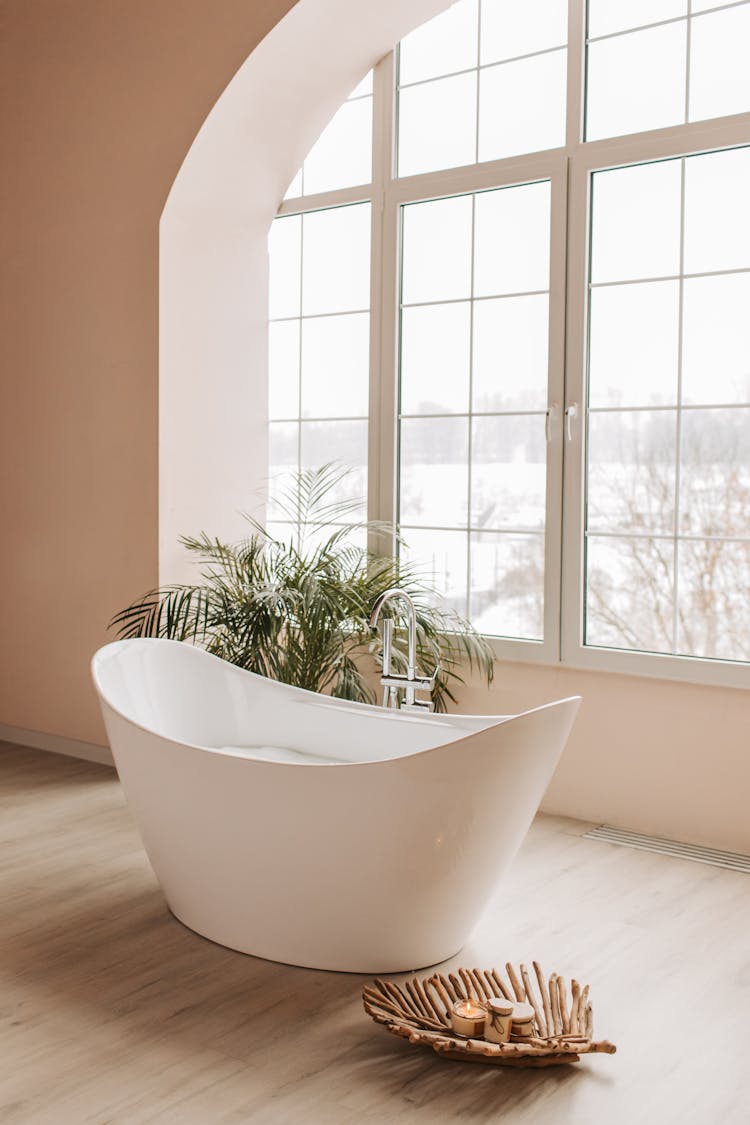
218,743,346,765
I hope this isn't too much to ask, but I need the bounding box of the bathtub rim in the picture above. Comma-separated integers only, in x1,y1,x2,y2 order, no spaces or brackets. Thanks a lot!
92,638,581,769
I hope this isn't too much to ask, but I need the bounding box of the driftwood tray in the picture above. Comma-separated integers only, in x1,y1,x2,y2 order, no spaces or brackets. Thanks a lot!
363,962,617,1068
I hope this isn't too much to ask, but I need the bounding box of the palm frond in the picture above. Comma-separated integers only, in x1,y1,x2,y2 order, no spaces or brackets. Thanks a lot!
269,462,365,529
110,465,495,709
109,585,210,643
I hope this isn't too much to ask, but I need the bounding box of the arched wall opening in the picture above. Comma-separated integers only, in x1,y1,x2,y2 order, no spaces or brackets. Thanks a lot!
156,0,750,855
159,0,453,583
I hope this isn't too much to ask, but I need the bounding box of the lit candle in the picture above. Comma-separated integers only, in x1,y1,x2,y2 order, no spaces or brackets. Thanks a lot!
451,998,486,1038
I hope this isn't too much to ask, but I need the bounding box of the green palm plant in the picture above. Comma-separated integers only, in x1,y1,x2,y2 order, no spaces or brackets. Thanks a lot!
110,465,494,711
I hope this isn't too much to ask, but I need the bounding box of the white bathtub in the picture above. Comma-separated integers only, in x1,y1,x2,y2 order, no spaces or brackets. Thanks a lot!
92,638,580,973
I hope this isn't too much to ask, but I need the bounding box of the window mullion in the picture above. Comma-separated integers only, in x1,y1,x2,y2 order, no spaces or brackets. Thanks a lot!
672,158,687,654
276,183,373,217
466,195,477,621
529,162,568,665
560,152,591,667
368,51,399,554
566,0,587,148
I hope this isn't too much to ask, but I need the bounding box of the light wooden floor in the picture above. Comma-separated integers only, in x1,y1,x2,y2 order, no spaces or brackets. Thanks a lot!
1,741,748,1125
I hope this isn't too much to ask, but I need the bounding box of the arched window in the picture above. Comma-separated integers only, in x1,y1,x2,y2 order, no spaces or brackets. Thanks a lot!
268,0,750,687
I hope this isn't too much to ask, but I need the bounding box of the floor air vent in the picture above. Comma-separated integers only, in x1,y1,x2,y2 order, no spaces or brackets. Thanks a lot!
582,824,750,873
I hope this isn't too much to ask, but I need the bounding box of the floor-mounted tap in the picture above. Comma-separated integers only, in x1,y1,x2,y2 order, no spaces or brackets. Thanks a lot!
369,588,436,711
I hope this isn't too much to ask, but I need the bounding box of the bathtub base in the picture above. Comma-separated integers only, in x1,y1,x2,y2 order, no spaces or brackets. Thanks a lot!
168,905,464,974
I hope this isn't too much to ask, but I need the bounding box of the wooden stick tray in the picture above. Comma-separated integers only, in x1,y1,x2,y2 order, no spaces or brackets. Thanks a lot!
363,961,617,1067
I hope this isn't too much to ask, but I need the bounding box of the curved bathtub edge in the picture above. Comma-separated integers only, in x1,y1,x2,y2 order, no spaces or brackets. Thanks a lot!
92,638,561,767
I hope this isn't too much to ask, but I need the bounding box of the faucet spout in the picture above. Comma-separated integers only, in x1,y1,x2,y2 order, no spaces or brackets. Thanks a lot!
369,587,417,679
369,588,436,711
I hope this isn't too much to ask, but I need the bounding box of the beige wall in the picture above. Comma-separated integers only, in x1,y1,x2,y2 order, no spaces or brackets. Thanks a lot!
457,662,750,854
0,0,452,746
0,0,296,743
1,0,748,853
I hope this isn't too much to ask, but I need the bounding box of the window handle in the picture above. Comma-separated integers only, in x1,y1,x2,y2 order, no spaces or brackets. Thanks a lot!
565,402,578,442
545,402,559,443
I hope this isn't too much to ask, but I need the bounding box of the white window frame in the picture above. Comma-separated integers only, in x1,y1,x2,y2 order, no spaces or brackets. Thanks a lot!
564,114,750,690
275,0,750,689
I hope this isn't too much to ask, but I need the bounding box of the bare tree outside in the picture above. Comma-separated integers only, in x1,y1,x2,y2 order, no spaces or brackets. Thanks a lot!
585,407,750,661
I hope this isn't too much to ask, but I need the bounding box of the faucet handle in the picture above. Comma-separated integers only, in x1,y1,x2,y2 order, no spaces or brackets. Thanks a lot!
380,670,437,691
380,673,415,690
400,697,434,713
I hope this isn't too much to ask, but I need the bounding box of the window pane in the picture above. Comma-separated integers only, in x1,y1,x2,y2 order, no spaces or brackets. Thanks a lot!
398,182,552,641
478,51,567,162
481,0,567,63
400,302,471,415
471,415,547,532
473,181,550,297
587,412,677,534
265,521,297,545
682,274,750,406
269,320,300,420
269,421,298,473
587,0,686,39
588,281,679,408
586,146,750,667
269,202,371,545
472,294,549,412
470,532,544,640
590,161,681,283
399,417,469,526
283,169,303,201
679,409,750,538
283,72,373,201
683,147,750,275
268,421,299,518
300,419,368,516
689,5,750,123
302,522,368,554
301,313,369,419
301,204,371,316
397,72,477,177
402,195,473,304
585,536,675,654
677,540,750,662
268,215,301,318
302,98,372,195
349,72,373,98
586,22,687,141
692,0,741,9
400,528,468,614
399,0,478,85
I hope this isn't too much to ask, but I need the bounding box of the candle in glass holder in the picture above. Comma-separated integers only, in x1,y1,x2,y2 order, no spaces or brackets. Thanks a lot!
451,998,486,1038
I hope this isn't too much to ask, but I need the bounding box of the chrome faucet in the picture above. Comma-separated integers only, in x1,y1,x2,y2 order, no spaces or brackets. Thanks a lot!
369,588,436,712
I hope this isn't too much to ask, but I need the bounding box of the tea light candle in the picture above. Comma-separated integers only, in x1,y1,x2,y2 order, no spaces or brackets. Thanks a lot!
451,998,486,1038
510,1001,536,1038
484,997,514,1044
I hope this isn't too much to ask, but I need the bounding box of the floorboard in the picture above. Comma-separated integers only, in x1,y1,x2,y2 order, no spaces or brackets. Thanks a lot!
1,740,748,1124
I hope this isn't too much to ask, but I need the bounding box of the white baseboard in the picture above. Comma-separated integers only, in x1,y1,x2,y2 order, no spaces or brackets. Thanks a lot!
0,723,114,768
